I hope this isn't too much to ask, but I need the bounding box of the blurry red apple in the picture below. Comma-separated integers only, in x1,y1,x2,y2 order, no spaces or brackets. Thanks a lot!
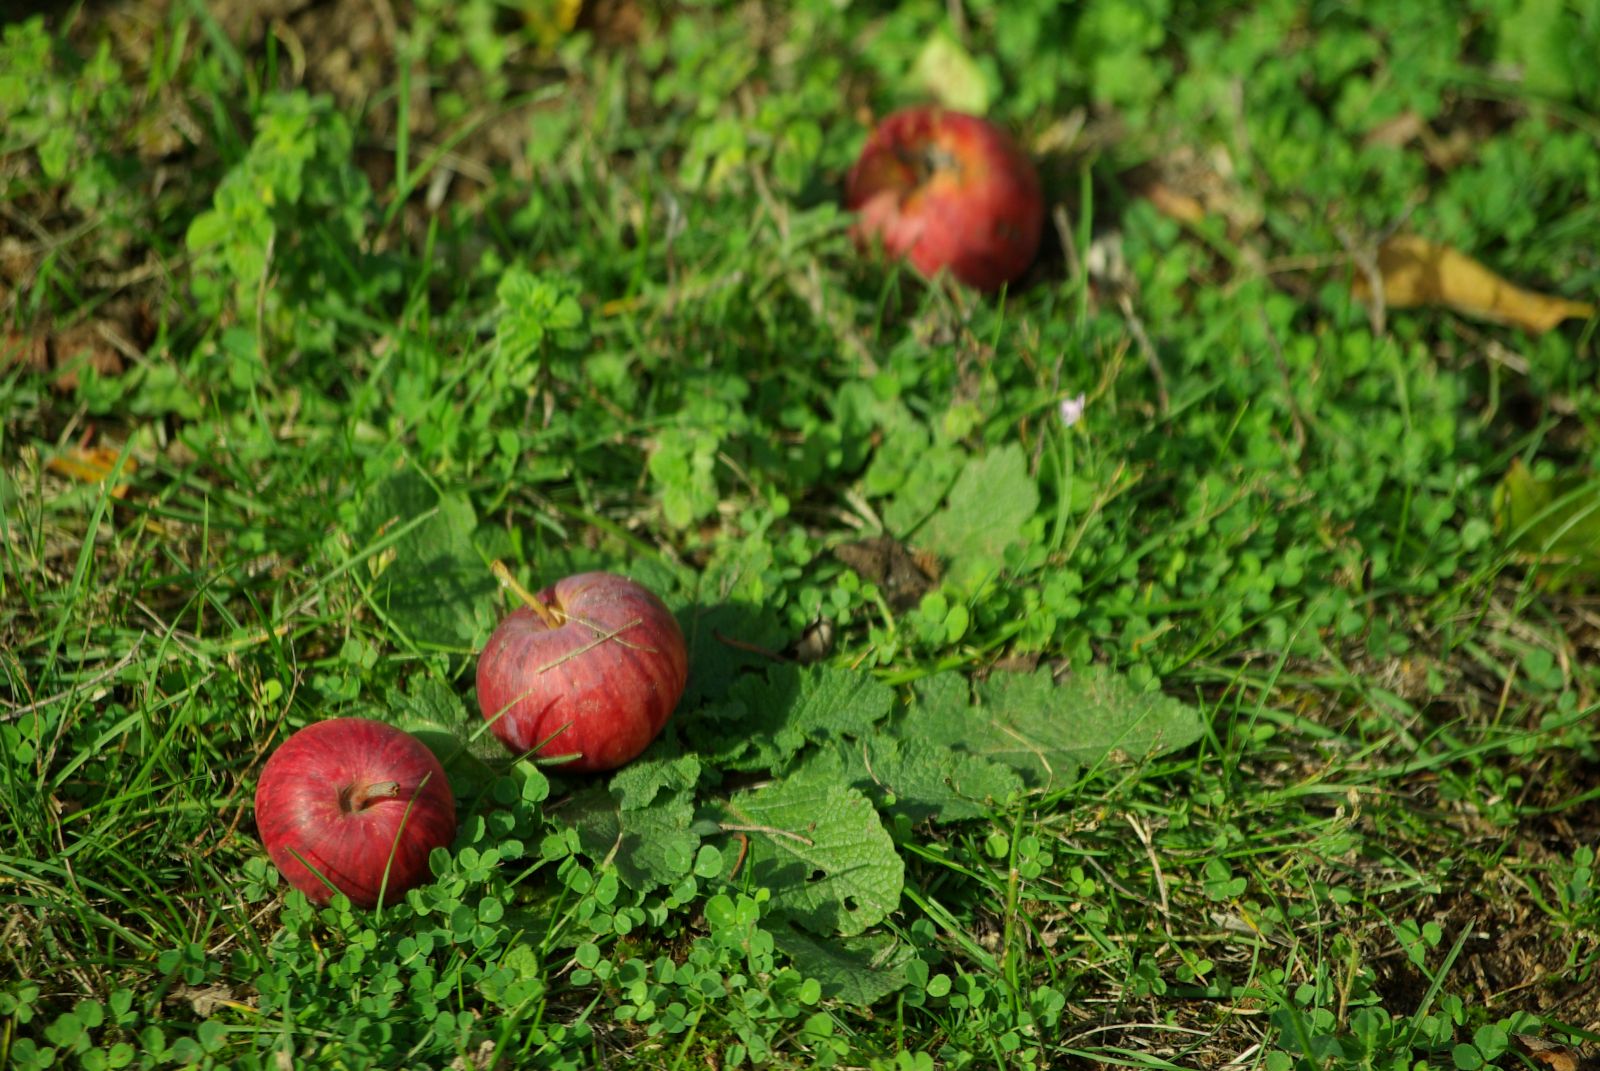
845,106,1043,292
476,569,688,772
255,717,456,908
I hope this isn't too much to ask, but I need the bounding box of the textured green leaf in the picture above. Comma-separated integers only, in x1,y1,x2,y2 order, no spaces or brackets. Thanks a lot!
1494,458,1600,581
912,33,991,115
1496,0,1579,100
878,427,965,536
389,678,502,798
801,733,1022,824
358,469,496,651
918,444,1039,583
692,664,895,772
609,748,702,811
494,267,585,364
567,787,699,892
678,599,792,711
718,769,903,936
902,669,1205,789
771,925,916,1006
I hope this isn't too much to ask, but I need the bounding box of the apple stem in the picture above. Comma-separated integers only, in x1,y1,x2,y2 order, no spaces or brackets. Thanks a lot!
342,780,400,812
491,560,563,629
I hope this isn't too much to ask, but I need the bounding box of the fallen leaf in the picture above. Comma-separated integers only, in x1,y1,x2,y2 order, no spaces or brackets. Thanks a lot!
2,331,49,376
1513,1034,1587,1071
448,1039,504,1071
1140,180,1206,224
50,322,126,390
1493,458,1600,581
1,238,36,286
47,445,138,498
3,319,130,392
1360,112,1475,169
1121,150,1261,235
1352,234,1594,334
166,983,255,1018
834,536,937,611
1123,163,1207,225
912,32,990,115
520,0,583,48
1363,111,1428,149
577,0,644,45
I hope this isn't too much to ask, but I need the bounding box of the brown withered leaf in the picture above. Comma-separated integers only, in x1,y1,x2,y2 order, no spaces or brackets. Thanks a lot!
1361,112,1475,169
1513,1034,1588,1071
1352,234,1595,334
3,320,130,392
835,535,937,611
1122,149,1261,234
1364,111,1428,149
166,983,255,1018
2,331,49,375
577,0,644,44
447,1039,506,1071
1138,179,1206,225
50,323,126,390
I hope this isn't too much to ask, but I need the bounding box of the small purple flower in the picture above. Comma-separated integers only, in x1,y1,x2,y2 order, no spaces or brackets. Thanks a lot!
1058,393,1087,428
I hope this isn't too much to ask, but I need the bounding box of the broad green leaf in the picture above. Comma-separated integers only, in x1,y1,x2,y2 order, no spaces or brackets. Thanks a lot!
567,787,699,892
717,769,903,936
494,267,584,364
918,444,1039,584
912,33,990,115
771,925,916,1006
1496,0,1580,100
801,733,1022,824
876,423,965,536
389,678,502,798
609,749,702,811
902,669,1205,789
1494,459,1600,581
649,427,720,529
692,664,896,772
678,599,792,711
357,468,496,651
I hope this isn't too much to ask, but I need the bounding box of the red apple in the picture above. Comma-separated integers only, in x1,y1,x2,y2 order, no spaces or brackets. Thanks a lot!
844,106,1044,292
476,570,688,772
254,717,456,908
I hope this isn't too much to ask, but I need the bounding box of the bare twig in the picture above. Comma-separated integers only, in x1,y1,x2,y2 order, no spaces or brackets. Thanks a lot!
718,823,816,847
535,617,649,674
492,559,562,628
1052,204,1084,285
713,631,790,663
1116,292,1170,416
1339,226,1387,337
1124,813,1171,925
947,0,969,41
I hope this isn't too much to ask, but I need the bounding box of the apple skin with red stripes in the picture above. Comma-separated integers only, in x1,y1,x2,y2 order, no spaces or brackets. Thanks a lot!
845,106,1043,292
476,572,688,773
255,717,456,908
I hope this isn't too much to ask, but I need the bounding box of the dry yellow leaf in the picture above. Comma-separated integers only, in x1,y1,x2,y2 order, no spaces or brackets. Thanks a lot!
1141,180,1207,225
1353,234,1594,334
47,445,137,498
520,0,583,46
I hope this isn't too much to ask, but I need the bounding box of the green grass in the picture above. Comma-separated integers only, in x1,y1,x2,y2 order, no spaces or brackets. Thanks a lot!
4,1,1600,1068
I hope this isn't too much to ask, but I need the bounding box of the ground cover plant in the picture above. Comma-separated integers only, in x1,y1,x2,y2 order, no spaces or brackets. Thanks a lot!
3,0,1600,1068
